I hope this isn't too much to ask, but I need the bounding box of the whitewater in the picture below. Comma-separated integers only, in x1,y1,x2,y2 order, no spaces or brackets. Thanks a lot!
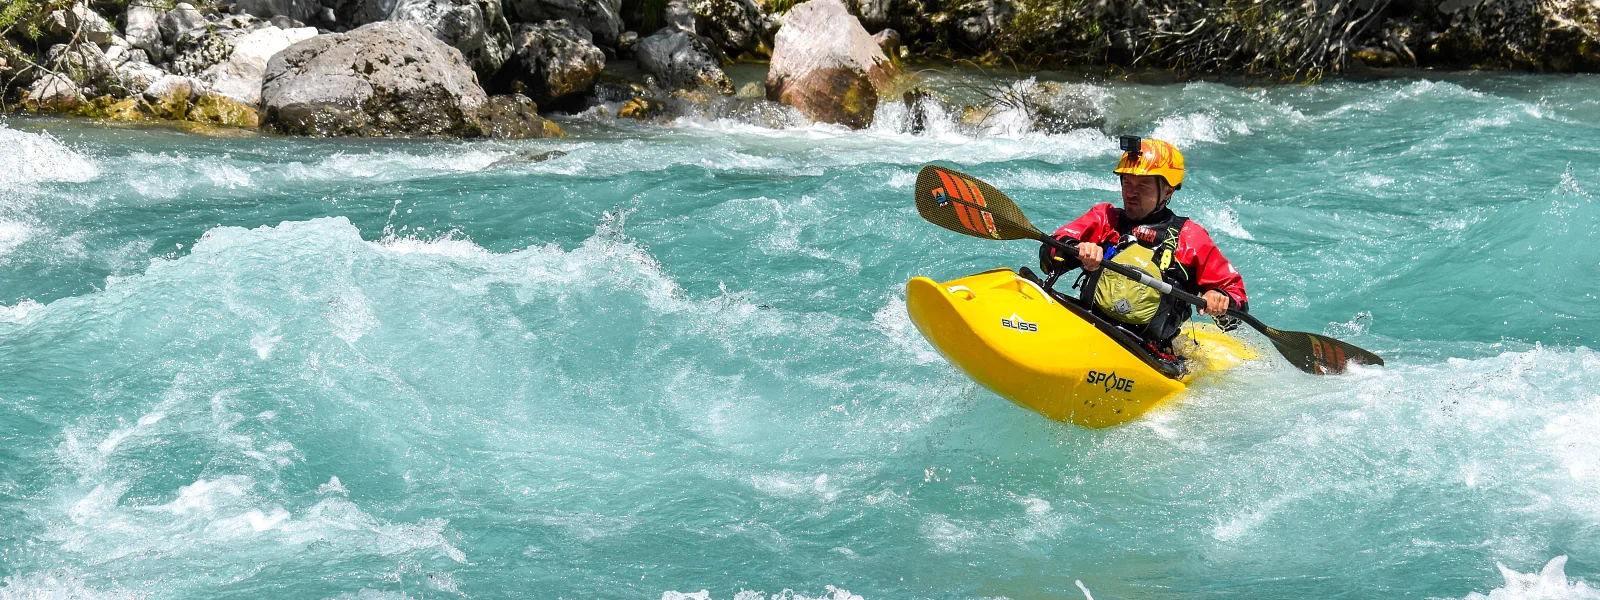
2,72,1599,599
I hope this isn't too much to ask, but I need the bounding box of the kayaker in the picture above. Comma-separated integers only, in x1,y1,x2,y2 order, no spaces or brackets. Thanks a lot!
1037,136,1247,358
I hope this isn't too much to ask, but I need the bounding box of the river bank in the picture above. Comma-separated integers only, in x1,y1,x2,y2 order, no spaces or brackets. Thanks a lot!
4,0,1599,138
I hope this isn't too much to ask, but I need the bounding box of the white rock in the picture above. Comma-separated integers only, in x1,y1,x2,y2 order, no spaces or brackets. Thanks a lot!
116,60,169,95
200,25,319,105
125,5,165,60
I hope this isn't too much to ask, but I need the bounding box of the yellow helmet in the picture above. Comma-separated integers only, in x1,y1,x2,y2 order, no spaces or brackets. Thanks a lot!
1113,137,1184,189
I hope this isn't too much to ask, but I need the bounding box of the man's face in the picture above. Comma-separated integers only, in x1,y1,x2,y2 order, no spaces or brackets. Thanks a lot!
1120,174,1168,220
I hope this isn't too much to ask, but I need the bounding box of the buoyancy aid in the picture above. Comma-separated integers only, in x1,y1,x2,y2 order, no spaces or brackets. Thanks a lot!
1078,215,1191,345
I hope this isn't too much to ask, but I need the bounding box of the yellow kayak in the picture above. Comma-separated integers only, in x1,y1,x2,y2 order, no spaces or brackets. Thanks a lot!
906,268,1258,428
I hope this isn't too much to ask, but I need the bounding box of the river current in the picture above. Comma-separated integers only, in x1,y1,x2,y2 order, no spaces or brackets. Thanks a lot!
3,72,1599,599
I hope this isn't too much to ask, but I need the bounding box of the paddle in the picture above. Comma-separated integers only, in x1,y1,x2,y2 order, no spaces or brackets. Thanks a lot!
913,164,1383,375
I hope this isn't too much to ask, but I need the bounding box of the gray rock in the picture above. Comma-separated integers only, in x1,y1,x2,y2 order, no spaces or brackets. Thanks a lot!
26,72,85,110
389,0,513,79
497,19,604,107
115,60,168,96
478,93,561,138
953,0,1013,50
663,0,698,33
260,20,491,136
142,73,206,119
200,25,319,105
159,3,209,46
45,41,118,96
633,28,731,93
685,0,764,56
871,27,899,59
125,5,166,62
168,27,243,78
45,3,116,45
506,0,622,46
327,0,398,27
765,0,897,128
230,0,322,23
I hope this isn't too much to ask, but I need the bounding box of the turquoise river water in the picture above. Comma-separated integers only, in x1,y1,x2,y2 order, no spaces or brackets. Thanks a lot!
3,73,1600,599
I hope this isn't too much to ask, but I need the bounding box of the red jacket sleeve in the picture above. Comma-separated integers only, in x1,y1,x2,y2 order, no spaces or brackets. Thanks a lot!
1175,221,1248,306
1051,203,1120,245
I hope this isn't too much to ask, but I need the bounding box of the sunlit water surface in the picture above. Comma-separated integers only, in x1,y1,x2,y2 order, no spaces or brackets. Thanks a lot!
3,73,1600,599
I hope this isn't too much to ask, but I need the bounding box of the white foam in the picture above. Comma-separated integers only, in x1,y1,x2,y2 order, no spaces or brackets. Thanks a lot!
0,219,38,255
1150,112,1251,146
677,587,865,600
0,570,135,600
1464,556,1600,599
0,125,100,190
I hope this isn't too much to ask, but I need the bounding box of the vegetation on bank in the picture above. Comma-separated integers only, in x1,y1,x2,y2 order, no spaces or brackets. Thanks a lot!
864,0,1600,80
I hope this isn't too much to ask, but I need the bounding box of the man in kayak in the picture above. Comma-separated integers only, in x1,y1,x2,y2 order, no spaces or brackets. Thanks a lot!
1037,136,1247,359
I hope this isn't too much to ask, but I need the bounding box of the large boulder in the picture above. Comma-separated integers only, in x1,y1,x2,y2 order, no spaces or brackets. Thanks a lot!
200,25,319,105
389,0,514,78
764,0,896,129
685,0,765,56
328,0,399,27
24,72,85,111
496,19,604,107
159,3,209,48
478,93,565,138
44,41,117,96
505,0,623,46
633,28,731,93
44,3,116,45
260,21,491,136
125,5,167,63
115,60,169,96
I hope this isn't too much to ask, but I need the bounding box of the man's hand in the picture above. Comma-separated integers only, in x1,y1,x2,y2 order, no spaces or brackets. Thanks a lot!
1078,243,1103,271
1202,290,1231,317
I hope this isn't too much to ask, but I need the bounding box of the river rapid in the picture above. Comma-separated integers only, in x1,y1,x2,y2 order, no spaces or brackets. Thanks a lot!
3,72,1599,599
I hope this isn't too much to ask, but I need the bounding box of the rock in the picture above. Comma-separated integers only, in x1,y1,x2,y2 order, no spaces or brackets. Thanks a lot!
169,28,244,78
664,0,698,33
115,60,169,96
190,90,262,126
488,149,566,168
497,20,605,108
143,74,204,119
200,25,319,105
125,5,166,62
46,42,118,96
24,73,85,111
230,0,323,23
616,96,667,119
477,93,565,138
617,30,638,50
634,28,732,93
390,0,514,79
686,0,765,56
85,96,152,121
327,0,398,28
764,0,897,128
871,27,899,63
160,3,209,47
45,3,116,44
260,21,492,136
952,0,1013,50
506,0,623,46
736,80,761,98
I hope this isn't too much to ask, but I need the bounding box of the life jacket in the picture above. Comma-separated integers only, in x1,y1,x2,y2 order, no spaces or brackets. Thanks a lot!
1079,215,1191,345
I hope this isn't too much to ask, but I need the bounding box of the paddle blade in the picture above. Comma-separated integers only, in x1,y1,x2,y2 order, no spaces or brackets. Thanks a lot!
915,165,1043,241
1261,327,1385,375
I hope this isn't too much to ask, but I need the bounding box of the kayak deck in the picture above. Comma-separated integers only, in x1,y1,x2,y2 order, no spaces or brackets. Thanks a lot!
906,268,1257,428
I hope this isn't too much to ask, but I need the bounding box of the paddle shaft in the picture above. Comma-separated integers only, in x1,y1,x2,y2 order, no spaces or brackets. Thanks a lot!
1037,234,1275,333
